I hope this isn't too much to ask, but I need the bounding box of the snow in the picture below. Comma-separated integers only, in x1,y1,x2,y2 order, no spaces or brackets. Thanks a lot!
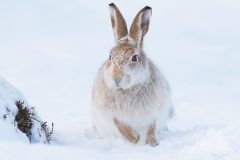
0,76,53,143
1,0,240,159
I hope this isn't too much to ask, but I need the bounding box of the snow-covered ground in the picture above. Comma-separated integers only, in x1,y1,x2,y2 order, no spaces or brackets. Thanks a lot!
1,0,240,159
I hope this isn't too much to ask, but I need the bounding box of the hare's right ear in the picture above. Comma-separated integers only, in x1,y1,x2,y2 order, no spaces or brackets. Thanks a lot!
129,6,152,47
109,3,128,43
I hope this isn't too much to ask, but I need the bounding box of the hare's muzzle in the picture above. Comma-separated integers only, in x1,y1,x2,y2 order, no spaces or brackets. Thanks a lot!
112,65,123,81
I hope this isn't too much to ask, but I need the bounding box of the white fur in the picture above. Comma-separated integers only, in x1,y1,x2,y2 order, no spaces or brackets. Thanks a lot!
116,35,128,44
91,59,173,142
91,4,173,144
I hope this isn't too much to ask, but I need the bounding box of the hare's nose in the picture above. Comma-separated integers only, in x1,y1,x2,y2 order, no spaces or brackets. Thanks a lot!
116,79,122,86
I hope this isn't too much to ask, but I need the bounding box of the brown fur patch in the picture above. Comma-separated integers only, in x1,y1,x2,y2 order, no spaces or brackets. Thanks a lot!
129,11,141,42
113,118,140,144
111,43,134,55
145,121,159,147
109,43,136,81
109,3,128,42
110,43,135,63
112,65,123,81
129,6,152,46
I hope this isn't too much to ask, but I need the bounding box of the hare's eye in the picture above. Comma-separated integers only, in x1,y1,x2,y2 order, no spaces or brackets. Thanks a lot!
132,55,138,62
109,55,111,60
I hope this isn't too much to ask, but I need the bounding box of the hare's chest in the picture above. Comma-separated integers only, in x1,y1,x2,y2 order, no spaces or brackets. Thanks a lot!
106,94,159,124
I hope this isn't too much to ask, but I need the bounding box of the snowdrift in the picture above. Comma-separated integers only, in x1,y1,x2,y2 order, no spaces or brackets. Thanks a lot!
0,75,53,143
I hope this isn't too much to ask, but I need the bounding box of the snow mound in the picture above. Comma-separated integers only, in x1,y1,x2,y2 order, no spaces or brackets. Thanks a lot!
0,76,52,143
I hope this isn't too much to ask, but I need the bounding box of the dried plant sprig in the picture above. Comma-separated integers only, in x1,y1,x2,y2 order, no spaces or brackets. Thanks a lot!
15,100,54,144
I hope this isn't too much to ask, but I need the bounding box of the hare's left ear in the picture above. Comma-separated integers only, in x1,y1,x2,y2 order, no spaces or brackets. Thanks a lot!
129,6,152,47
109,3,128,43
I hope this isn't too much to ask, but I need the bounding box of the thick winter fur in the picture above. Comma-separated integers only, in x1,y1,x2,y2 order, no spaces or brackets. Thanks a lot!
91,3,173,147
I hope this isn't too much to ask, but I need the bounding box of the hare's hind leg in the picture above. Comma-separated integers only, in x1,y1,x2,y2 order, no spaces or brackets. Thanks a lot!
113,118,140,144
145,121,159,147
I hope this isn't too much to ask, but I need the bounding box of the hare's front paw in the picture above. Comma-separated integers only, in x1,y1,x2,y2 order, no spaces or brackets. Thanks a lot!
117,124,140,144
145,137,159,147
113,118,140,144
145,121,159,147
126,129,140,144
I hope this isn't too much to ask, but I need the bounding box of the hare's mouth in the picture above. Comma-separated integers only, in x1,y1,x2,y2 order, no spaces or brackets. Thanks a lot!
113,85,123,89
112,84,129,90
114,84,143,94
111,79,124,89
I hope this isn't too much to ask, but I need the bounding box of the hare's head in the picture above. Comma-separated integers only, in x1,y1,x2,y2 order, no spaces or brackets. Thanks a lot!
104,3,152,90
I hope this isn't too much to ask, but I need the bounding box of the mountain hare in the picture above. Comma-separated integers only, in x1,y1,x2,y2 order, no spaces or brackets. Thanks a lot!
91,3,173,147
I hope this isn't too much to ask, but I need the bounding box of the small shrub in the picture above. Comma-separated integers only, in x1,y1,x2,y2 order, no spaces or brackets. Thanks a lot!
41,121,54,144
15,100,54,144
15,101,34,142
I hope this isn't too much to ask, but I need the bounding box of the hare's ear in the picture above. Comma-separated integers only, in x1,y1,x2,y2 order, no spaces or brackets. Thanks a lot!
109,3,128,43
129,6,152,46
